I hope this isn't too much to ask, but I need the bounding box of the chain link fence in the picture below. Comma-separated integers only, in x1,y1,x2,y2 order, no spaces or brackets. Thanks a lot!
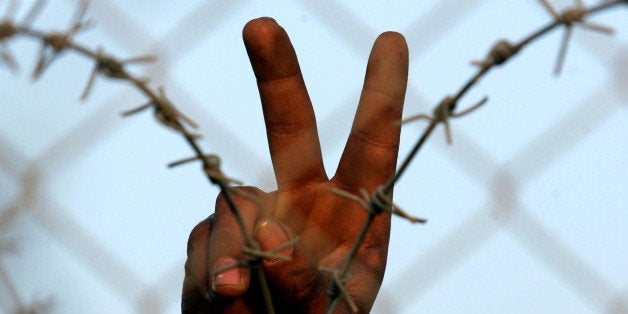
0,0,626,313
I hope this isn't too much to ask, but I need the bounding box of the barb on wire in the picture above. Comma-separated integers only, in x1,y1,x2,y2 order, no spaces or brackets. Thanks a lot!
538,0,614,75
167,154,243,185
242,237,299,264
0,0,20,72
168,153,220,168
471,39,520,69
211,235,299,310
401,95,488,144
0,41,17,72
32,0,92,79
331,187,426,224
121,86,200,138
326,185,425,313
321,267,358,313
80,47,155,100
152,87,200,134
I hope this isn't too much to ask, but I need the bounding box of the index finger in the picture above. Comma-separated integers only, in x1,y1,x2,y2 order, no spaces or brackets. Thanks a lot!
333,32,409,192
243,18,327,189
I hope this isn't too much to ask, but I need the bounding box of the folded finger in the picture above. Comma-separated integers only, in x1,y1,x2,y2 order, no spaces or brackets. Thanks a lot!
254,217,330,312
182,216,213,313
208,187,266,298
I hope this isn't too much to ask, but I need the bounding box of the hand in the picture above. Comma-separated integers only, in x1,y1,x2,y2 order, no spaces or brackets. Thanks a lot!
182,17,408,313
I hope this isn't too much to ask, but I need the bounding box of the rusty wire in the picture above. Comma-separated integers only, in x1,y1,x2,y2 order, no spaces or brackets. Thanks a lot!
1,0,625,313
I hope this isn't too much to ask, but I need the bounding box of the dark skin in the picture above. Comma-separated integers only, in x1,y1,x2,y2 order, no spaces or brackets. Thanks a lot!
182,17,409,313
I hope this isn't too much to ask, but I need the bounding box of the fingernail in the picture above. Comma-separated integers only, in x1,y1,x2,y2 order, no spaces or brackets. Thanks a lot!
212,257,241,289
254,218,293,264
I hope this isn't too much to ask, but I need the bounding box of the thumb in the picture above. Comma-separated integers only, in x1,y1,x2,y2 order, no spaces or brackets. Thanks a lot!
254,217,328,311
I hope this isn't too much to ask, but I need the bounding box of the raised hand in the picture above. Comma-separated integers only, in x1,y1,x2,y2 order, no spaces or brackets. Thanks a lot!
182,17,408,313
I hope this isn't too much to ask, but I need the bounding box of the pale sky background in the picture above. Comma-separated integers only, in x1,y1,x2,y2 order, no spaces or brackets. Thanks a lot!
0,0,626,313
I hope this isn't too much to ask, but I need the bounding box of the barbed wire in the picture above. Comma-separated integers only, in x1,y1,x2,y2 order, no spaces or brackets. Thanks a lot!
1,0,625,313
1,0,280,312
325,0,624,312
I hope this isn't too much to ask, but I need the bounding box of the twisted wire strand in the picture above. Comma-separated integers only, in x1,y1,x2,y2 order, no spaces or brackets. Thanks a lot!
1,0,624,313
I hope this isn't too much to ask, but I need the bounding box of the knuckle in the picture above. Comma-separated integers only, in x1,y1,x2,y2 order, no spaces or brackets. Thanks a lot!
215,185,265,217
287,266,325,304
187,215,213,256
351,128,398,150
295,274,320,302
359,246,387,281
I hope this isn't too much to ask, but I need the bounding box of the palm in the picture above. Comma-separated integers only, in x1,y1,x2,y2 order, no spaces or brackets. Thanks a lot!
274,180,383,260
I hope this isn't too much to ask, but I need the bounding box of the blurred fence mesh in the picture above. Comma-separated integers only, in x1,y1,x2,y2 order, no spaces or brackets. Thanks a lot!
0,0,626,313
